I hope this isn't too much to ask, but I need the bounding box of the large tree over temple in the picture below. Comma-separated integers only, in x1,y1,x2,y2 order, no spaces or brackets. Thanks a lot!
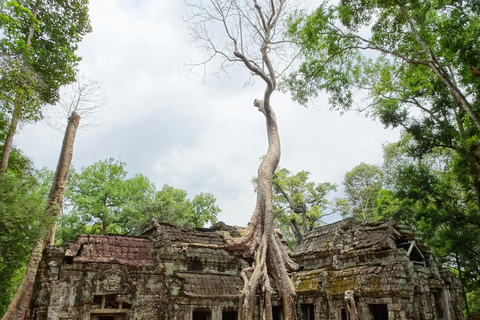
185,0,299,319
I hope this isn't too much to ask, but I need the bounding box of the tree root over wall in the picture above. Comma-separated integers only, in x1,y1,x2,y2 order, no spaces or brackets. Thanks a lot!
224,98,299,320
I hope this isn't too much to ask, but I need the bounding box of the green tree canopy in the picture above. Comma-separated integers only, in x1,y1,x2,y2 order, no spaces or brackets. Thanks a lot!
284,0,480,213
0,0,92,108
341,162,383,222
60,158,155,238
55,159,221,243
255,167,336,247
140,185,220,230
0,0,92,178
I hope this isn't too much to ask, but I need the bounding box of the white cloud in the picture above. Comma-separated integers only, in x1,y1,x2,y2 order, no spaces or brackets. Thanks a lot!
16,0,399,227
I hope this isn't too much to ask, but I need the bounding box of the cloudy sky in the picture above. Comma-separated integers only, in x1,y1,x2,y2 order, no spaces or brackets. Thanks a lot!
16,0,399,227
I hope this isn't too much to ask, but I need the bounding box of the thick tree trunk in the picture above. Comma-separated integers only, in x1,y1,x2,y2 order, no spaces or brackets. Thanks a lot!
45,112,81,244
0,104,20,179
225,97,298,320
1,112,80,320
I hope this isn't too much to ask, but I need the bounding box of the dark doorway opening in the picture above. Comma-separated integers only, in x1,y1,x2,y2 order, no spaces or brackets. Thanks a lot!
340,308,350,320
222,311,238,320
193,310,211,320
369,304,388,320
272,306,283,320
300,304,315,320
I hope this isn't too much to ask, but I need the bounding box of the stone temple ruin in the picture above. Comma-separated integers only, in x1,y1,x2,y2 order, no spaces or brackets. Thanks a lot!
32,219,465,320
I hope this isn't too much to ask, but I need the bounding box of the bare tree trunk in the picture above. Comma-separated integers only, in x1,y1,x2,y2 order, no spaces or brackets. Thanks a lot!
225,96,298,320
1,113,80,320
185,0,296,317
45,112,81,244
0,103,21,179
301,203,308,234
289,219,303,245
454,254,470,318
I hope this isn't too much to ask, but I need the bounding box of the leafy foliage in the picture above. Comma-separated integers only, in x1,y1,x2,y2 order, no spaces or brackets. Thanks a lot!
256,167,336,247
0,0,92,117
286,2,480,312
55,158,221,243
140,185,220,230
285,0,480,108
58,158,155,239
340,162,383,221
0,0,92,181
0,174,50,315
285,0,480,208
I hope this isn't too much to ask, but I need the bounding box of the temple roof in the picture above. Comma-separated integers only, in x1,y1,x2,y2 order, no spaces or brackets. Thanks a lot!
292,219,422,257
141,219,233,246
65,234,154,267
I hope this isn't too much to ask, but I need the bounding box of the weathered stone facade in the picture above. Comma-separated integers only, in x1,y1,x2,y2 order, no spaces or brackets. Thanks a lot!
32,219,465,320
292,219,465,320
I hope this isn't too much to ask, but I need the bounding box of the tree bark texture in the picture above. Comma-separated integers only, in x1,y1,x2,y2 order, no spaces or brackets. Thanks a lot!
224,97,298,320
222,3,298,313
0,104,20,179
1,113,80,320
184,0,294,316
45,112,81,244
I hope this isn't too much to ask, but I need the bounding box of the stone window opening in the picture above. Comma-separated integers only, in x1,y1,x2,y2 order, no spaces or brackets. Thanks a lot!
64,256,74,264
369,304,388,320
188,256,204,271
192,309,211,320
396,239,426,267
89,294,129,320
300,304,315,320
339,308,350,320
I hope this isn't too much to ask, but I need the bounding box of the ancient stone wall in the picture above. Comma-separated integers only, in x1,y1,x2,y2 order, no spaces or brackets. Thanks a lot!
293,220,465,320
33,220,465,320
